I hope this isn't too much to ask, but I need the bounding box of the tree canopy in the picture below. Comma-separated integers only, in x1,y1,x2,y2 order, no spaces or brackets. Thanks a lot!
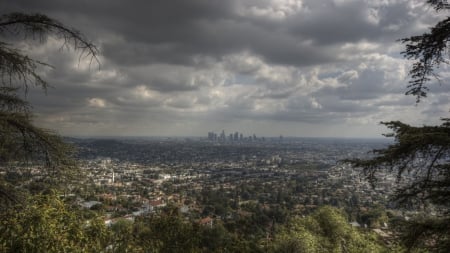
0,12,98,203
350,1,450,251
0,13,106,252
0,191,110,253
271,206,386,253
401,0,450,102
351,119,450,252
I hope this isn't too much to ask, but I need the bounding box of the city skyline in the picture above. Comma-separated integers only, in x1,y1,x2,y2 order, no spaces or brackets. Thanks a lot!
3,1,450,138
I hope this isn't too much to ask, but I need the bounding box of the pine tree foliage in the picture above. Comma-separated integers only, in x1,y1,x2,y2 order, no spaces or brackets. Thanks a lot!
399,215,450,252
0,12,108,252
427,0,450,11
353,120,450,208
0,12,98,203
348,2,450,251
351,120,450,252
401,0,450,102
0,13,99,90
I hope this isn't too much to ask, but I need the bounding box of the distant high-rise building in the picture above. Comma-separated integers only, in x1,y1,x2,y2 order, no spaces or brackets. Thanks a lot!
220,130,226,142
207,130,274,142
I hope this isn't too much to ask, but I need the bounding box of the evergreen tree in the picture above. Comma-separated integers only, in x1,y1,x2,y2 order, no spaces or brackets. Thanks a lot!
0,13,108,253
400,0,450,102
351,1,450,251
351,120,450,252
0,12,98,203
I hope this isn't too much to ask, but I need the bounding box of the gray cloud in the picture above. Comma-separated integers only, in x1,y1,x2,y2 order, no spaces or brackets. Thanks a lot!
2,0,450,137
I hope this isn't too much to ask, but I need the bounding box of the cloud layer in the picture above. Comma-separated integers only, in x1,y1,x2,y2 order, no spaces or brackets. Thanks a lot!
2,0,450,137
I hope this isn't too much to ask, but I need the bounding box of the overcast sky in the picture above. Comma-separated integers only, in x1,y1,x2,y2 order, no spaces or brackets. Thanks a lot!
2,0,450,138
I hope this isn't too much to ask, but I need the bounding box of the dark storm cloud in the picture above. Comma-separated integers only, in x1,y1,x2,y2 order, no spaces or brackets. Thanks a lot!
1,0,439,67
286,1,418,45
2,0,449,137
1,0,338,66
288,2,379,44
3,0,433,69
99,18,337,67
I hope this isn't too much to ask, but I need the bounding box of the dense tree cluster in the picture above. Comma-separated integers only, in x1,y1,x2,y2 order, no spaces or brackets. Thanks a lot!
271,206,385,253
0,192,109,252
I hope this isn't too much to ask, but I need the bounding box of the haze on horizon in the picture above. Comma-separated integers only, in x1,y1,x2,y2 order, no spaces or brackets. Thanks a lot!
3,0,450,138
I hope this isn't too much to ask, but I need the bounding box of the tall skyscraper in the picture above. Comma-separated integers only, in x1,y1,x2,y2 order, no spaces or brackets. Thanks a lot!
220,130,226,142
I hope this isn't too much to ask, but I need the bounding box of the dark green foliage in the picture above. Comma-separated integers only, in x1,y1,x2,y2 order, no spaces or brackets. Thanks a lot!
140,212,202,253
354,2,450,251
131,212,252,253
0,13,98,87
350,120,450,251
427,0,450,11
399,216,450,253
0,96,76,169
400,2,450,102
0,12,106,253
0,12,98,203
271,206,387,253
352,120,450,208
0,192,110,253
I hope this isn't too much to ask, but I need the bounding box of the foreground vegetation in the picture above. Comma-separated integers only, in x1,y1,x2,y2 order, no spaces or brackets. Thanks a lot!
0,193,390,253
